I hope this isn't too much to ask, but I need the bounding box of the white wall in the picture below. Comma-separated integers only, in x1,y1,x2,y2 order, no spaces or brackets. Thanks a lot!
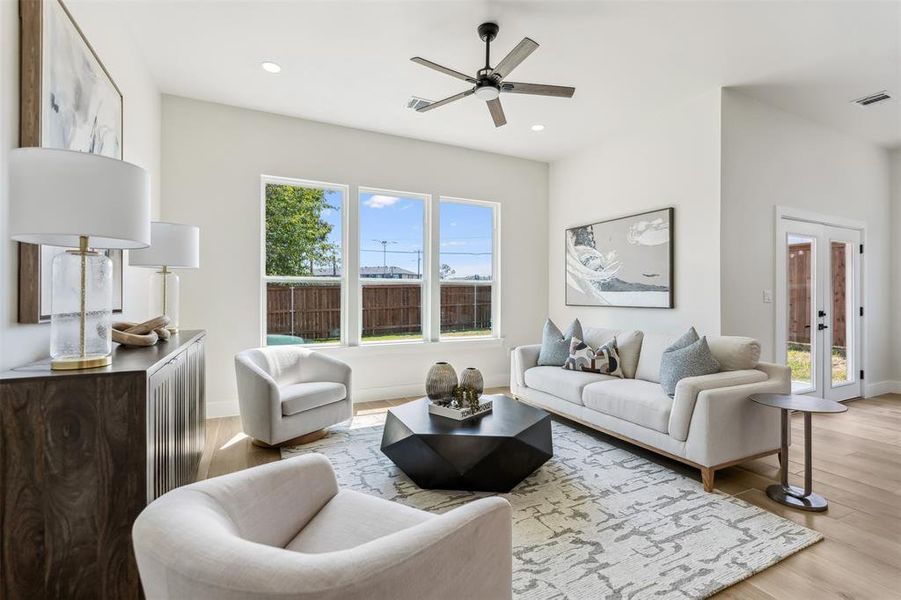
720,89,893,393
160,95,548,417
547,91,723,336
891,149,901,386
0,1,161,371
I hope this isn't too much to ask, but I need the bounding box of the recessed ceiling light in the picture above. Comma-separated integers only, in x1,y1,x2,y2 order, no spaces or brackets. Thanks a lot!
531,124,545,132
261,61,282,74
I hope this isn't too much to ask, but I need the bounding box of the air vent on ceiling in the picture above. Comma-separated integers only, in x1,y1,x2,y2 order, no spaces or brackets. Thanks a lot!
851,90,892,107
406,96,432,111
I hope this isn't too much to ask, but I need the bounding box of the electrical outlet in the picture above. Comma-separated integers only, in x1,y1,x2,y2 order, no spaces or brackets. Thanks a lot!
763,290,773,303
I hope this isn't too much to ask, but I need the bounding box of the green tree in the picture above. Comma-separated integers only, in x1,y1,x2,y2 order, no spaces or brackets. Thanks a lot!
265,184,339,276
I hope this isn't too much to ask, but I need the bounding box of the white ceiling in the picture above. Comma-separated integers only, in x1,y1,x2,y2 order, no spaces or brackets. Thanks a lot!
73,1,901,162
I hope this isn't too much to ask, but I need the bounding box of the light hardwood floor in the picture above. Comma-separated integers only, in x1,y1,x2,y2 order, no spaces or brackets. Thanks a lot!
200,392,901,599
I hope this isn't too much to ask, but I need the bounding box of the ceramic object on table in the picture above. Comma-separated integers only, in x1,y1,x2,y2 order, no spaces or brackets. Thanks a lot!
460,367,484,397
426,362,458,402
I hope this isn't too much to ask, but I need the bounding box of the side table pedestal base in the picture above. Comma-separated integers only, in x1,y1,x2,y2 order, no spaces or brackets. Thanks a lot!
766,484,828,512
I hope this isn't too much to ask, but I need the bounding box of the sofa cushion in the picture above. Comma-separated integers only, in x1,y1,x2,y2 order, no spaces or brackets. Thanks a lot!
583,328,643,379
660,336,720,396
285,489,432,553
524,366,616,405
635,332,680,383
707,336,761,371
538,319,583,366
280,382,347,416
582,379,673,434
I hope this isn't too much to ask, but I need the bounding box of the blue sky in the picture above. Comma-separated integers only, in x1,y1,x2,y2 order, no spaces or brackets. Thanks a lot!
319,191,493,279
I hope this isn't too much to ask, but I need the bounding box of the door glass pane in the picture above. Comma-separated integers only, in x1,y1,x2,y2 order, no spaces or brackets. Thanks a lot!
831,241,851,384
787,235,814,390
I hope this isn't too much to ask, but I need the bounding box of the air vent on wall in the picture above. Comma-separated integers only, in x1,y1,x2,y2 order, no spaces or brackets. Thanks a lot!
406,96,432,111
851,90,892,106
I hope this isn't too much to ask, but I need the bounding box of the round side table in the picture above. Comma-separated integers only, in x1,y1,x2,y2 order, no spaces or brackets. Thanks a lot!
750,393,847,512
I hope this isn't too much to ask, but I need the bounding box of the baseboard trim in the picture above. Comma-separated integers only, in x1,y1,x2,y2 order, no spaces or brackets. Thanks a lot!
864,380,901,398
204,372,510,418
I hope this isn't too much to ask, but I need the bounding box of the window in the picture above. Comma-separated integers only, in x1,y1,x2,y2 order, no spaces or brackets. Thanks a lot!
439,200,496,338
263,178,345,345
261,178,499,347
359,189,426,343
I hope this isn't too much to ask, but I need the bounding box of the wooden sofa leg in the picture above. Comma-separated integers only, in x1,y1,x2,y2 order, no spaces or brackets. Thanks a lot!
701,467,715,492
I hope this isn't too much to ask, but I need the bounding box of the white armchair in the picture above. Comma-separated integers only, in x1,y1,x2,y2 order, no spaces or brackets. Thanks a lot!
235,346,352,446
133,454,513,600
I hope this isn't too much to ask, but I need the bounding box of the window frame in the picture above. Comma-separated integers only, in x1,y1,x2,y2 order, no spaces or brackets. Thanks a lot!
260,175,349,347
259,177,501,348
357,186,430,345
437,196,500,340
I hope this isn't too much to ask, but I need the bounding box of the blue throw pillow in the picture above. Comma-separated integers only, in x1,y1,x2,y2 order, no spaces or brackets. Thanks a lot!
660,335,720,397
538,318,583,366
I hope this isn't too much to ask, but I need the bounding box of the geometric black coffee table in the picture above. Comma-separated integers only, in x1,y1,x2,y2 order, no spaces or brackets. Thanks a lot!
750,393,847,512
380,395,553,492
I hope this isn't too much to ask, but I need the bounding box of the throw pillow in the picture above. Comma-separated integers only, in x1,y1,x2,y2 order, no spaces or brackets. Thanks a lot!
563,337,594,371
592,338,625,378
538,319,583,366
659,336,721,397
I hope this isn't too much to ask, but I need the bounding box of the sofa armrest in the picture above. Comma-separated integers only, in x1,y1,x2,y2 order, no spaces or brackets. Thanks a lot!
684,362,790,467
235,354,281,442
669,369,768,441
511,344,541,389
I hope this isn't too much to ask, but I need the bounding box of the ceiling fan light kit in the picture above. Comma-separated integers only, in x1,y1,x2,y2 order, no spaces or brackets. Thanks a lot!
411,22,575,128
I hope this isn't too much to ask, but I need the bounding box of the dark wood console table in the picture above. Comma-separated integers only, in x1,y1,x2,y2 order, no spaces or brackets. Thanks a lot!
0,330,206,599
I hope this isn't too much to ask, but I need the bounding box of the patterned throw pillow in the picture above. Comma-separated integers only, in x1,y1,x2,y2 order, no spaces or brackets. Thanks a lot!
591,338,625,378
563,337,594,371
538,319,584,366
659,335,721,396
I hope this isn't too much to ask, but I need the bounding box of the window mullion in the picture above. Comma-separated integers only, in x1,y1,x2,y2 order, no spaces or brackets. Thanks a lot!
427,193,441,342
346,184,361,346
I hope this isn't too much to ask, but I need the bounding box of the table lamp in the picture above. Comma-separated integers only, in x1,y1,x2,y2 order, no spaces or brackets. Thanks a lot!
9,148,151,370
128,222,200,332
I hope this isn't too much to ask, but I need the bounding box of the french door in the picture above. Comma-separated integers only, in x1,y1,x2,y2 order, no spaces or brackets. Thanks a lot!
777,219,861,401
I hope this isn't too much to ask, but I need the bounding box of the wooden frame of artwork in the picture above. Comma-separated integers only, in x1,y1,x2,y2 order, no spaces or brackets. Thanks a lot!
18,0,124,323
565,207,674,309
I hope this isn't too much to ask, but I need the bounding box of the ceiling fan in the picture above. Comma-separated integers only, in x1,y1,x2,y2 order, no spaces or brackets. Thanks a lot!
411,22,576,128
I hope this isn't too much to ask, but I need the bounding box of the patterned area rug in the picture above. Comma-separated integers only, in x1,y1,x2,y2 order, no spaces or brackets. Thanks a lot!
282,414,821,599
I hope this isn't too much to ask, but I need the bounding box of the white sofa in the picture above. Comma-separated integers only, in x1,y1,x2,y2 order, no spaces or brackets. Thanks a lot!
511,327,790,491
133,454,513,600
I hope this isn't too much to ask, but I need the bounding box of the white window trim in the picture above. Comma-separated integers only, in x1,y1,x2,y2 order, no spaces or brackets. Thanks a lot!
438,196,501,340
260,178,501,349
260,175,349,347
358,186,430,344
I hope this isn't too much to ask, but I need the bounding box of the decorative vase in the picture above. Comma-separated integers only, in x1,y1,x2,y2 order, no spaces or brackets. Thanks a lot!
426,362,458,402
460,367,484,397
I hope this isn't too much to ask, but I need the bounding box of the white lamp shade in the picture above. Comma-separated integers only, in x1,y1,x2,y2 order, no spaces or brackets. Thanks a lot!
129,221,200,268
9,147,151,248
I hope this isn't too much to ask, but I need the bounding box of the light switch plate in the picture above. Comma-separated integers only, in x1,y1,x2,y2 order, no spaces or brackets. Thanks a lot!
763,290,773,303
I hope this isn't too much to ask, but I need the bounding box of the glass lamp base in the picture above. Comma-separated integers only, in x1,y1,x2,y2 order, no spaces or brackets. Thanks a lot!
51,354,112,371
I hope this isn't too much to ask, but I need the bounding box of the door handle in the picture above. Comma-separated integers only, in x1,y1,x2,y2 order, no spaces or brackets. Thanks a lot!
818,310,827,318
817,323,828,331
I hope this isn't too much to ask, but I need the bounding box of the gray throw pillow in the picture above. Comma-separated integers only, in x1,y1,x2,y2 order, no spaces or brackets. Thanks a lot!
660,336,720,397
538,319,583,366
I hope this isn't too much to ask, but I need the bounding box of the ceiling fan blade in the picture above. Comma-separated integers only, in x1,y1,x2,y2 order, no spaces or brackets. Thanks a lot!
411,57,476,83
491,38,539,80
486,97,506,127
417,89,475,112
501,82,575,98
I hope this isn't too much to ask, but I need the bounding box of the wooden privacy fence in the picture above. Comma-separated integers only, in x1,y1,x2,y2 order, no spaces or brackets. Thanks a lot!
787,242,846,347
267,283,491,340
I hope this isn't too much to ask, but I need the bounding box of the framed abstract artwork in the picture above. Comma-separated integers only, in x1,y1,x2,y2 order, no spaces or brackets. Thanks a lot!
565,207,674,308
18,0,124,322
